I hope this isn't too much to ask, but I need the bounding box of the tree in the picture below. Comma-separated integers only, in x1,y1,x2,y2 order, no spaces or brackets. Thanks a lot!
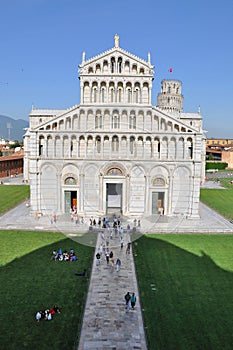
208,153,214,160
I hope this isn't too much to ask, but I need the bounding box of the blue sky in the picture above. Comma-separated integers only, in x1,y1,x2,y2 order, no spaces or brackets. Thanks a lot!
0,0,233,138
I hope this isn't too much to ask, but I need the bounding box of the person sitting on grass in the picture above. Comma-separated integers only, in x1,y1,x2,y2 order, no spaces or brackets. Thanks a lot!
51,250,58,260
75,269,87,276
36,311,42,322
63,251,70,261
44,309,52,320
52,304,61,314
70,254,78,261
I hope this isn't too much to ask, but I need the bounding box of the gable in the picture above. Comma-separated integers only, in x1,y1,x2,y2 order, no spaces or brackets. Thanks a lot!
79,47,153,76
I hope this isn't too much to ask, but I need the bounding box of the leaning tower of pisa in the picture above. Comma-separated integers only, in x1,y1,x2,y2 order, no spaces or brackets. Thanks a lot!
157,79,184,116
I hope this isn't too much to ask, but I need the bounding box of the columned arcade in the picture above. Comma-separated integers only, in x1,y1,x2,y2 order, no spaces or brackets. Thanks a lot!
24,35,206,218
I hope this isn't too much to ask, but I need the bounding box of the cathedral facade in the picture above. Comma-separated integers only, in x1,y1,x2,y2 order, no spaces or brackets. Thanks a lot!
24,36,206,218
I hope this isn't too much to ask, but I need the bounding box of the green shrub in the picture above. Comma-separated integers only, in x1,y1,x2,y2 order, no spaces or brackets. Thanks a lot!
206,162,228,170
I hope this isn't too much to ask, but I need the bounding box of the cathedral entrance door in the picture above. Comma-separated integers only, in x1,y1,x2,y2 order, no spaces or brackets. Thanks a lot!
152,192,164,215
106,183,122,215
64,191,77,213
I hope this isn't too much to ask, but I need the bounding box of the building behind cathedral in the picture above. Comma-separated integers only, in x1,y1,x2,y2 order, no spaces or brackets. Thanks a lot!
24,35,206,218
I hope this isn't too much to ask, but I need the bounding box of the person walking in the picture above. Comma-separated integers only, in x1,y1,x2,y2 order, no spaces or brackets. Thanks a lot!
120,237,124,250
116,258,121,272
99,243,103,256
131,292,136,310
126,242,131,254
105,249,110,265
124,292,131,311
96,252,101,266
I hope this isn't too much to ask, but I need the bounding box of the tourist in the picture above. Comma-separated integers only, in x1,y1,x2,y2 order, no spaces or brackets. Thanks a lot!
99,243,103,256
53,213,57,223
75,269,87,276
36,311,42,322
124,292,131,311
96,252,101,266
131,292,136,309
51,250,58,260
109,250,114,262
116,258,121,272
126,242,131,254
120,237,124,250
105,249,110,265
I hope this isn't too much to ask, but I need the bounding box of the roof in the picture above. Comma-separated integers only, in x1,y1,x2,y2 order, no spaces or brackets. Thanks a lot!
30,109,66,116
0,150,24,162
180,112,202,119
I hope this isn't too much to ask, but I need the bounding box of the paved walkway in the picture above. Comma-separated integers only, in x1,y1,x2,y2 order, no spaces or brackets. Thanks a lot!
78,231,147,350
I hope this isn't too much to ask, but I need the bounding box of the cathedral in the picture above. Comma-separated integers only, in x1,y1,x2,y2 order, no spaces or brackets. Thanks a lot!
24,35,206,218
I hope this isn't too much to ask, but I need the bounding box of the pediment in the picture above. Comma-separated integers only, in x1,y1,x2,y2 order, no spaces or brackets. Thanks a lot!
79,47,153,75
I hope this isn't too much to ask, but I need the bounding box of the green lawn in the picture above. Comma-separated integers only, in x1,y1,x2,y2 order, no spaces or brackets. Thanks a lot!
200,178,233,219
0,230,94,349
0,185,30,215
134,234,233,350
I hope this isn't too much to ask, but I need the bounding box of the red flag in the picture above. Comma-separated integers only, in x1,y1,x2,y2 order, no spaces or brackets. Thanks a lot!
168,68,173,73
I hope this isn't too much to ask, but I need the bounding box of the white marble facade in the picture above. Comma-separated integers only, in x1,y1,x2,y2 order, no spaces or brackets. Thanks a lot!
24,35,206,218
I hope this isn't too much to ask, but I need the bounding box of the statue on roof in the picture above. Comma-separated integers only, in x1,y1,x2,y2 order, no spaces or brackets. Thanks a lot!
82,51,86,63
114,34,119,48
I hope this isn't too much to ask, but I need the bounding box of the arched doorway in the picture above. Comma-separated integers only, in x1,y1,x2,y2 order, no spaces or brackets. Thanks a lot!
103,166,126,215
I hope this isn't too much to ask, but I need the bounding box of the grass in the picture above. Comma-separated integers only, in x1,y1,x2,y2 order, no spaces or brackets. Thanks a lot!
1,180,233,349
0,185,30,215
200,177,233,220
0,230,94,349
134,234,233,350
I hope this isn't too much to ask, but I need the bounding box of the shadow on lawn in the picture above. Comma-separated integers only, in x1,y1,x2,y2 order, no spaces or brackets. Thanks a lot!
134,236,233,350
0,236,94,350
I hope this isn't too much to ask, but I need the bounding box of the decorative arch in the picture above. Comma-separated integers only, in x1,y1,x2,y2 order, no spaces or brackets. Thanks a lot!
152,176,166,186
103,162,126,177
64,175,78,185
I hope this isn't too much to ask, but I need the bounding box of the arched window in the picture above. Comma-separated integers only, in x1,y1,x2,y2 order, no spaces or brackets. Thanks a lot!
101,88,105,103
112,136,119,151
118,89,122,103
187,138,193,159
111,89,114,103
96,136,101,153
129,114,136,129
132,64,137,73
130,136,135,154
127,89,132,103
118,57,122,73
95,113,102,129
93,88,97,103
111,57,115,73
125,61,130,73
112,114,119,129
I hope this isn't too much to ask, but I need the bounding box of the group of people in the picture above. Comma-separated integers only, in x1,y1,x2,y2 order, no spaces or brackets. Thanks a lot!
70,206,85,224
89,214,122,230
124,292,137,311
35,304,60,322
51,248,78,262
